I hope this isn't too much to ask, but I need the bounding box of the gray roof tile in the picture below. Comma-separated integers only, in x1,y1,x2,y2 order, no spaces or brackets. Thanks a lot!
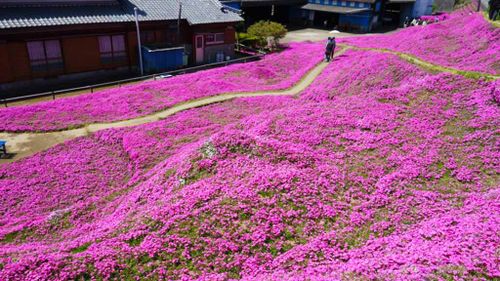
0,0,242,29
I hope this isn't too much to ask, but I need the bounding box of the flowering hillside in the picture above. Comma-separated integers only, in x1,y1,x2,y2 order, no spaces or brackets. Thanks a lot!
0,42,323,132
0,10,499,281
301,49,429,101
342,13,500,75
1,52,499,280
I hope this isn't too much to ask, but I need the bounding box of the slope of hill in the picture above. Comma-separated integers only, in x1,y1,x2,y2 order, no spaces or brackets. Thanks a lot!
0,9,498,281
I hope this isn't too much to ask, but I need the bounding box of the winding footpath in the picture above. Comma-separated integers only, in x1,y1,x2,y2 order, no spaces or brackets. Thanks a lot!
0,46,497,163
349,46,500,80
0,50,338,163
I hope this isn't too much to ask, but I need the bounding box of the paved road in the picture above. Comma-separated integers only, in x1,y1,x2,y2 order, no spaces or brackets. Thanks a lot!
282,28,401,43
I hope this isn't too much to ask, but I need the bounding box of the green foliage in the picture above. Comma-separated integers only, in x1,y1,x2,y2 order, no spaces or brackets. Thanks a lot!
70,242,92,254
126,235,145,247
0,228,33,244
432,3,438,12
247,21,288,47
1,231,21,243
237,32,259,46
453,0,471,8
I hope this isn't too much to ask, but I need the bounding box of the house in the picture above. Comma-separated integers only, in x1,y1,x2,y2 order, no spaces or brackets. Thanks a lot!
220,0,307,26
301,0,433,32
0,0,242,97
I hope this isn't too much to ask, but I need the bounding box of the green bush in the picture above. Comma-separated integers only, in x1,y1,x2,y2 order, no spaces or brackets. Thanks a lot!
247,21,287,48
237,32,259,47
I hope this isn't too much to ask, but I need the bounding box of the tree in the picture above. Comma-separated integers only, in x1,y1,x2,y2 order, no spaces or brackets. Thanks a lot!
247,21,287,49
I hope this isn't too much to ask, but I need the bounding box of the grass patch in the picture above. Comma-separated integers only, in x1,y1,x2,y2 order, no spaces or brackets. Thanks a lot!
126,235,145,247
70,241,92,254
0,228,34,244
178,156,216,187
1,231,22,243
164,168,176,180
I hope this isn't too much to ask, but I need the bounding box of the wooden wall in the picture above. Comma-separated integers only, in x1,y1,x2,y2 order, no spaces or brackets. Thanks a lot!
0,20,237,85
0,42,13,83
62,36,102,74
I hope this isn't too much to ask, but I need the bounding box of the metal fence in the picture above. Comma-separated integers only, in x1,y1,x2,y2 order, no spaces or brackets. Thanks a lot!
1,53,264,107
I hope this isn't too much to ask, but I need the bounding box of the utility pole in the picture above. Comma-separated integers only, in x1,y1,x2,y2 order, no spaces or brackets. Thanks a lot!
134,7,144,76
477,0,481,11
177,0,183,44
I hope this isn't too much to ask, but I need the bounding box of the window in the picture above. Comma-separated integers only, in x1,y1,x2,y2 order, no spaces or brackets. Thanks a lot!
167,24,178,42
141,31,156,44
140,30,167,44
332,0,337,5
98,35,127,65
205,33,225,45
196,36,203,48
27,40,64,73
350,1,355,7
341,1,346,6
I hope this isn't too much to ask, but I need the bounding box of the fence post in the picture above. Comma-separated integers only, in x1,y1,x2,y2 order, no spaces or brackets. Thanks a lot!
90,87,94,93
52,91,56,100
3,99,7,108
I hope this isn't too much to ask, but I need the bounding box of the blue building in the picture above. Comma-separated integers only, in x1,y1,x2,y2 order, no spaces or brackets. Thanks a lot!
301,0,433,32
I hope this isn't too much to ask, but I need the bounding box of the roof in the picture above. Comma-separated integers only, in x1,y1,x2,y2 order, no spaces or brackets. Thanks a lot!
0,0,119,5
126,0,242,25
0,0,243,29
349,0,376,3
229,0,307,6
387,0,416,2
301,3,370,14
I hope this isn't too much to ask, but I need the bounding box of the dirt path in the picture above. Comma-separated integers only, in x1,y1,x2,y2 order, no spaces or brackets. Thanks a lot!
0,50,339,163
1,45,497,164
345,45,500,80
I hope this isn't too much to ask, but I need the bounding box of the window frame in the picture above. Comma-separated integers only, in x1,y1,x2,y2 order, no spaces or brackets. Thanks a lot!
205,33,225,45
26,39,64,74
98,34,127,65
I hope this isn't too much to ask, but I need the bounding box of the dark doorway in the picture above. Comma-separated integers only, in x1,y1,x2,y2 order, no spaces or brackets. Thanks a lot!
381,3,404,27
312,11,339,29
242,5,293,26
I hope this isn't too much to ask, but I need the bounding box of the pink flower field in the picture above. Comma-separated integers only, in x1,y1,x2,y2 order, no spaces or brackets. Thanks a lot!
0,42,323,132
0,10,499,281
341,12,500,75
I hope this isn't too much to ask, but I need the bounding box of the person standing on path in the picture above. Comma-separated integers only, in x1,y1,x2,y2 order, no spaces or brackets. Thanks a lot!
490,0,500,20
325,37,335,62
403,16,410,27
329,37,336,61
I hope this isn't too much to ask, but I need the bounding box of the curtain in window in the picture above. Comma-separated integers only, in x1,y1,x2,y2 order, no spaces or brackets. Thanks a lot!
98,36,112,53
112,35,125,52
27,41,46,62
45,40,62,59
205,34,215,43
215,33,225,43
